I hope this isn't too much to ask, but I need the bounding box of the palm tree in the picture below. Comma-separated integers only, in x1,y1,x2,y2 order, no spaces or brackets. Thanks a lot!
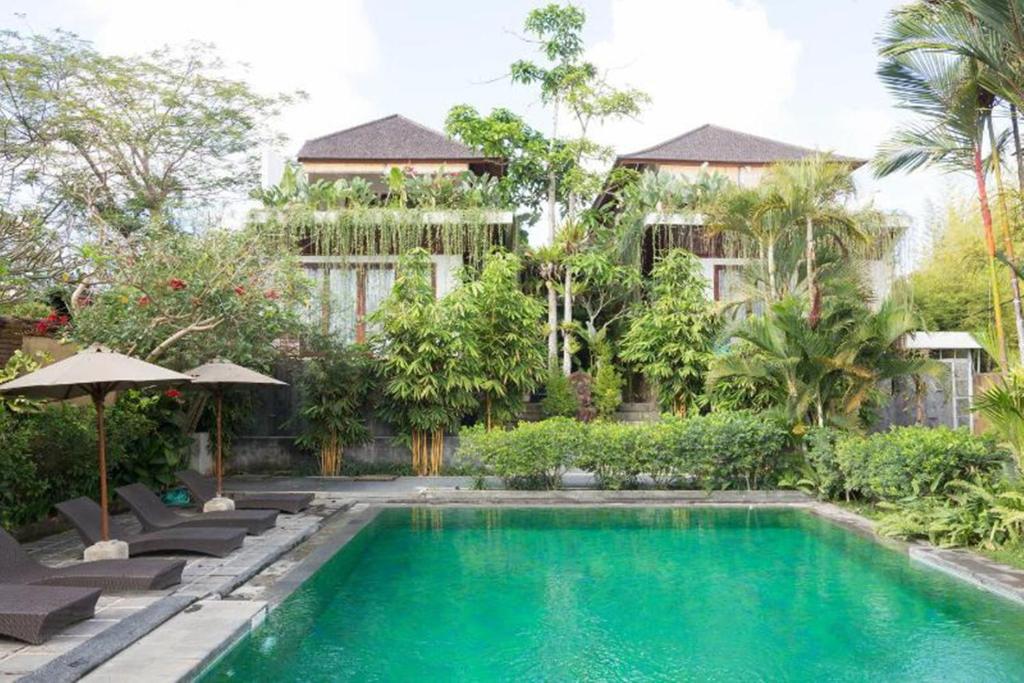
709,294,931,428
556,220,588,375
876,3,1019,368
706,183,785,304
974,367,1024,473
759,155,864,327
873,41,1011,368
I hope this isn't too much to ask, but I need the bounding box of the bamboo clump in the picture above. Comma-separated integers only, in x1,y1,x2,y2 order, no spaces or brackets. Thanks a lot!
319,431,342,477
411,428,445,476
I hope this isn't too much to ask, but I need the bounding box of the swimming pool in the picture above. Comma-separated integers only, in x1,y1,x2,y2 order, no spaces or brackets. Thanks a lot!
198,507,1024,681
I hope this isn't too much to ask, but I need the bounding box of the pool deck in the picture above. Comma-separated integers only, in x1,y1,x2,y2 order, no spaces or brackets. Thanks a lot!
9,480,1024,681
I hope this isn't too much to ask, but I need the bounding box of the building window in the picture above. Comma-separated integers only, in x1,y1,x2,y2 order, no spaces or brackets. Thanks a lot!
303,261,437,343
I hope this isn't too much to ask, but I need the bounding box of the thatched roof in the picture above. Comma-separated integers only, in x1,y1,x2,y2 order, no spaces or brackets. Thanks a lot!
618,124,865,166
298,114,490,162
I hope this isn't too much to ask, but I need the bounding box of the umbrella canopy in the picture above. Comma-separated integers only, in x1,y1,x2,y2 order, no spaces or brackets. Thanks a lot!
185,360,287,390
184,360,287,498
0,344,191,544
0,344,191,400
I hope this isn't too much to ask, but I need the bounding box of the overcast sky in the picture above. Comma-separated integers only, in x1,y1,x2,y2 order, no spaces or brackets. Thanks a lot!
5,0,967,261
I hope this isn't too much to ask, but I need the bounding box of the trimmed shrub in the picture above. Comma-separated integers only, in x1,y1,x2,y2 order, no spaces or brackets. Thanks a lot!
835,426,1006,502
540,372,579,419
459,417,584,489
459,411,790,491
592,362,624,419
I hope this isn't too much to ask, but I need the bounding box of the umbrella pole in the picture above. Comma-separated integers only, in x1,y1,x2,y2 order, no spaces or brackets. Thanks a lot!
93,394,110,542
216,390,224,497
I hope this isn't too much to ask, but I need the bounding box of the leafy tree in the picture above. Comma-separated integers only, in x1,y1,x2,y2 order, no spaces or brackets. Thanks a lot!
69,226,307,370
569,248,642,367
509,3,649,236
620,250,719,416
875,7,1013,366
540,371,579,418
294,338,375,476
0,30,292,238
370,249,479,475
0,213,70,309
447,251,546,429
444,105,550,222
910,199,1019,342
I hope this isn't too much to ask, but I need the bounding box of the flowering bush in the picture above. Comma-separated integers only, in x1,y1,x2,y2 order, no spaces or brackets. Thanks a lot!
70,226,308,370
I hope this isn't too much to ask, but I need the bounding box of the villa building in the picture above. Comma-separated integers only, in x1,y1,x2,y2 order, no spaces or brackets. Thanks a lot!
290,114,513,343
604,124,901,306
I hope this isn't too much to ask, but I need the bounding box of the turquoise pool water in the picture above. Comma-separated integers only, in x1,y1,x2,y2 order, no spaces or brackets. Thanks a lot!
199,507,1024,682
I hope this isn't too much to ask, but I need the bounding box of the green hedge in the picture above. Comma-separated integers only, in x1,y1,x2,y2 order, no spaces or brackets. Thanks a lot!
834,426,1006,501
0,391,189,530
458,411,791,490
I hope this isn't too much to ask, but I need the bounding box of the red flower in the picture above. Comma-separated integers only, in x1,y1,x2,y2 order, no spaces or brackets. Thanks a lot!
164,388,183,399
234,286,246,296
138,295,151,306
34,321,49,335
46,311,59,322
57,315,69,326
168,278,187,291
264,289,280,300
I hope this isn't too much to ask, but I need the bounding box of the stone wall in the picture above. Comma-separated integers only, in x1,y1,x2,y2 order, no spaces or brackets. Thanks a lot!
0,317,34,365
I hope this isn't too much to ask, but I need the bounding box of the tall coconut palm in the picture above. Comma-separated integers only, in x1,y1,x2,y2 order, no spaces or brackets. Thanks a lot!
878,0,1024,364
759,155,864,327
873,43,1011,369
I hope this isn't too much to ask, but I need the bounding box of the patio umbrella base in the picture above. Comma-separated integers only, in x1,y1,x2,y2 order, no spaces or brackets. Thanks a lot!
203,497,236,512
83,539,129,561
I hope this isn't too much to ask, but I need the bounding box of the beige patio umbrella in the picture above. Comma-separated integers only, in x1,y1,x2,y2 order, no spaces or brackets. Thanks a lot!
185,360,286,508
0,344,190,552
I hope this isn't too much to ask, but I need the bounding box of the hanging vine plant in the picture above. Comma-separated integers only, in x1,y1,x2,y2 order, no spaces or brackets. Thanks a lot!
249,164,517,265
257,207,516,265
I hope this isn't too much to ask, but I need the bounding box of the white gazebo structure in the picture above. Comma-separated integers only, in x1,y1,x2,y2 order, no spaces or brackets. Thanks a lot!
903,331,984,430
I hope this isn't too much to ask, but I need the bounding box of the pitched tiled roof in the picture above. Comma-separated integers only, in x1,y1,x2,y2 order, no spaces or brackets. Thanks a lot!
298,114,489,162
617,124,864,166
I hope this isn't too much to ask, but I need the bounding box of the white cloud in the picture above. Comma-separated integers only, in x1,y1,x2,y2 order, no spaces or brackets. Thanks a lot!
588,0,801,154
74,0,378,156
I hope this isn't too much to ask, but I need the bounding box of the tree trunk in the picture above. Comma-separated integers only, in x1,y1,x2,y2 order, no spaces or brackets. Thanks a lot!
805,216,819,327
988,116,1024,364
547,99,560,244
562,267,573,376
973,144,1010,371
1012,104,1024,190
547,279,558,371
767,236,777,303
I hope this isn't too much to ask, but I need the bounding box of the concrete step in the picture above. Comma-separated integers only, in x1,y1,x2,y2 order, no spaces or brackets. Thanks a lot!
617,402,659,413
613,412,660,423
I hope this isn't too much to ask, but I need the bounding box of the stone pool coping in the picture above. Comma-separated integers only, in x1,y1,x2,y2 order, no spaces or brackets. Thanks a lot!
90,490,1024,682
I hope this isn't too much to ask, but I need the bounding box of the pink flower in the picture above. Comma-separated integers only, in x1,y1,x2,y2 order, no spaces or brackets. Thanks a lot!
264,289,280,300
138,295,151,306
168,278,187,291
234,286,246,296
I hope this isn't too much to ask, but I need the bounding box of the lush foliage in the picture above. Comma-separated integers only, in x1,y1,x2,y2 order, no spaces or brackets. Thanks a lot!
834,426,1006,502
371,249,479,474
540,371,579,418
621,250,718,415
0,354,189,529
592,360,625,419
447,252,546,428
294,339,376,476
69,226,307,369
459,411,790,491
710,293,930,430
254,164,514,266
459,417,584,489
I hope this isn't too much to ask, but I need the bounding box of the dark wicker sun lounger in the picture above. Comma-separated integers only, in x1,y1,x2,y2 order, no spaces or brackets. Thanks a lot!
0,527,185,592
56,497,246,558
116,483,277,535
0,584,100,644
176,469,314,514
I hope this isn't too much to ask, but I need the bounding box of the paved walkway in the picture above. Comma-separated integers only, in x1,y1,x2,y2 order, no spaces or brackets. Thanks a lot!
0,497,347,682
